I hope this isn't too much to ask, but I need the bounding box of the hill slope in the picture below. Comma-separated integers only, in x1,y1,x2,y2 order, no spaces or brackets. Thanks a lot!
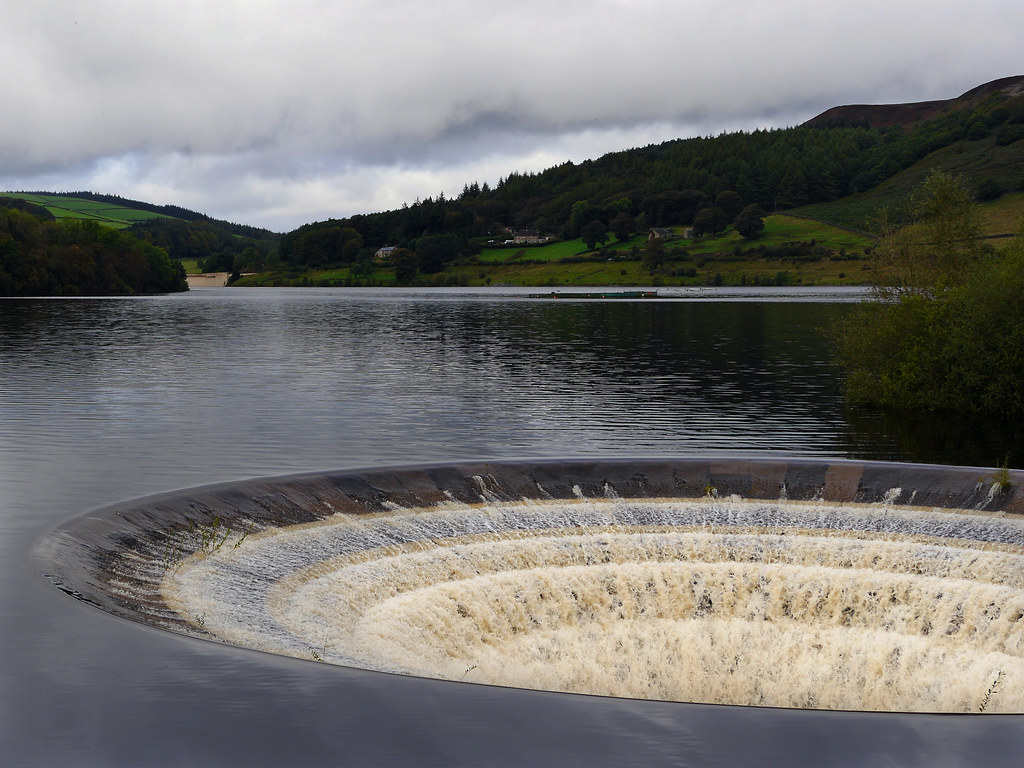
263,75,1024,284
0,192,281,277
0,205,188,296
2,192,179,229
804,75,1024,129
794,135,1024,234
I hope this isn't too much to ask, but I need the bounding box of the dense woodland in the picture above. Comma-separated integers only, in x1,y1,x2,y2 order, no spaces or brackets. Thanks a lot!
128,216,278,273
0,200,187,295
270,85,1024,277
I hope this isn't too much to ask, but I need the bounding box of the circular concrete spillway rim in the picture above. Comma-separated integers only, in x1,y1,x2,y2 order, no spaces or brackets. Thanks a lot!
34,456,1024,713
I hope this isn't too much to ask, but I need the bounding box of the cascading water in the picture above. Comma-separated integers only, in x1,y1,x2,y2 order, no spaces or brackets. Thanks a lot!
39,458,1024,716
160,495,1024,712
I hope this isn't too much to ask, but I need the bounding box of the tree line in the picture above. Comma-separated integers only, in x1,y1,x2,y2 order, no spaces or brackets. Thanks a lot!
9,84,1022,288
128,217,278,274
0,201,187,295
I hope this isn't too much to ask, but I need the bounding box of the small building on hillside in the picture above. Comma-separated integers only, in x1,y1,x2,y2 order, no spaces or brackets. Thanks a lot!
374,246,396,263
513,230,549,245
647,227,676,241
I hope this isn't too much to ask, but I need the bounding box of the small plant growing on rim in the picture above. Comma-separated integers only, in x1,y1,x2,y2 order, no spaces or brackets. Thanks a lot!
979,670,1004,712
993,456,1013,493
162,517,255,570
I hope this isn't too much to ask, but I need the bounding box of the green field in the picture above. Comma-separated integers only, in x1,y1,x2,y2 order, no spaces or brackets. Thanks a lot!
979,191,1024,237
1,192,175,229
479,216,872,264
237,254,874,289
680,216,873,256
480,238,595,262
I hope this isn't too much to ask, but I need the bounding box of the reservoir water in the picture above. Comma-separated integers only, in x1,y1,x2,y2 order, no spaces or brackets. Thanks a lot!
3,286,1023,766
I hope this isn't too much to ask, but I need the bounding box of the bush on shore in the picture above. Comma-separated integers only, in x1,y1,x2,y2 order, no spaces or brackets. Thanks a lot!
834,172,1024,415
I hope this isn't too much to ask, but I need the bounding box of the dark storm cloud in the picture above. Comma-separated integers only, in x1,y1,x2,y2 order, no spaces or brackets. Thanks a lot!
1,1,1021,230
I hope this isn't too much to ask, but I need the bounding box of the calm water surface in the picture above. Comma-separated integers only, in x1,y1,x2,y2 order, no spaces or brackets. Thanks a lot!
2,286,1021,766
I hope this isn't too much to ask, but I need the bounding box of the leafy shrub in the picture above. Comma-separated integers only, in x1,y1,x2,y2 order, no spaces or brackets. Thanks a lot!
836,243,1024,414
835,173,1024,415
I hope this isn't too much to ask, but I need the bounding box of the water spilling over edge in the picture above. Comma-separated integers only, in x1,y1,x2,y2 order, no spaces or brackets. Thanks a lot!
36,458,1024,713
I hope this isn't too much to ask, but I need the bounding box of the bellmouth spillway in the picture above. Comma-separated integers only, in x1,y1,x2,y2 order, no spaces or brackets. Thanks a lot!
39,458,1024,713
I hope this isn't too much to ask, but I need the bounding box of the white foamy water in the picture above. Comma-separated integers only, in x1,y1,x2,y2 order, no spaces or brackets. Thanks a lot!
161,497,1024,712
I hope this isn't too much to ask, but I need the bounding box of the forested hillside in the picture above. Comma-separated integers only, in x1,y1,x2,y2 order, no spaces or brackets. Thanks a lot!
0,202,187,295
128,217,278,273
275,77,1024,277
2,191,281,275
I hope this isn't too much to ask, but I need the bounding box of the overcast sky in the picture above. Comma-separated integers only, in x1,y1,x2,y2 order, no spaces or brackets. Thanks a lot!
2,1,1021,232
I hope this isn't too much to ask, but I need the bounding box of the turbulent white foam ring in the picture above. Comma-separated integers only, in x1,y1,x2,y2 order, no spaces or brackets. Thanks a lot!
161,498,1024,712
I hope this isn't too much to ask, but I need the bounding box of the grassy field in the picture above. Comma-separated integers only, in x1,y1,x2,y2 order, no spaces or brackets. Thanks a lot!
682,215,873,256
451,258,871,288
480,238,597,262
979,191,1024,238
480,216,873,263
1,192,175,229
236,255,874,289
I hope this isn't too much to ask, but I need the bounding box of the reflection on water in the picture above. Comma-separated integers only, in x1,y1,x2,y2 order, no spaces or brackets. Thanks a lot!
0,289,855,490
846,408,1024,470
0,288,1017,503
